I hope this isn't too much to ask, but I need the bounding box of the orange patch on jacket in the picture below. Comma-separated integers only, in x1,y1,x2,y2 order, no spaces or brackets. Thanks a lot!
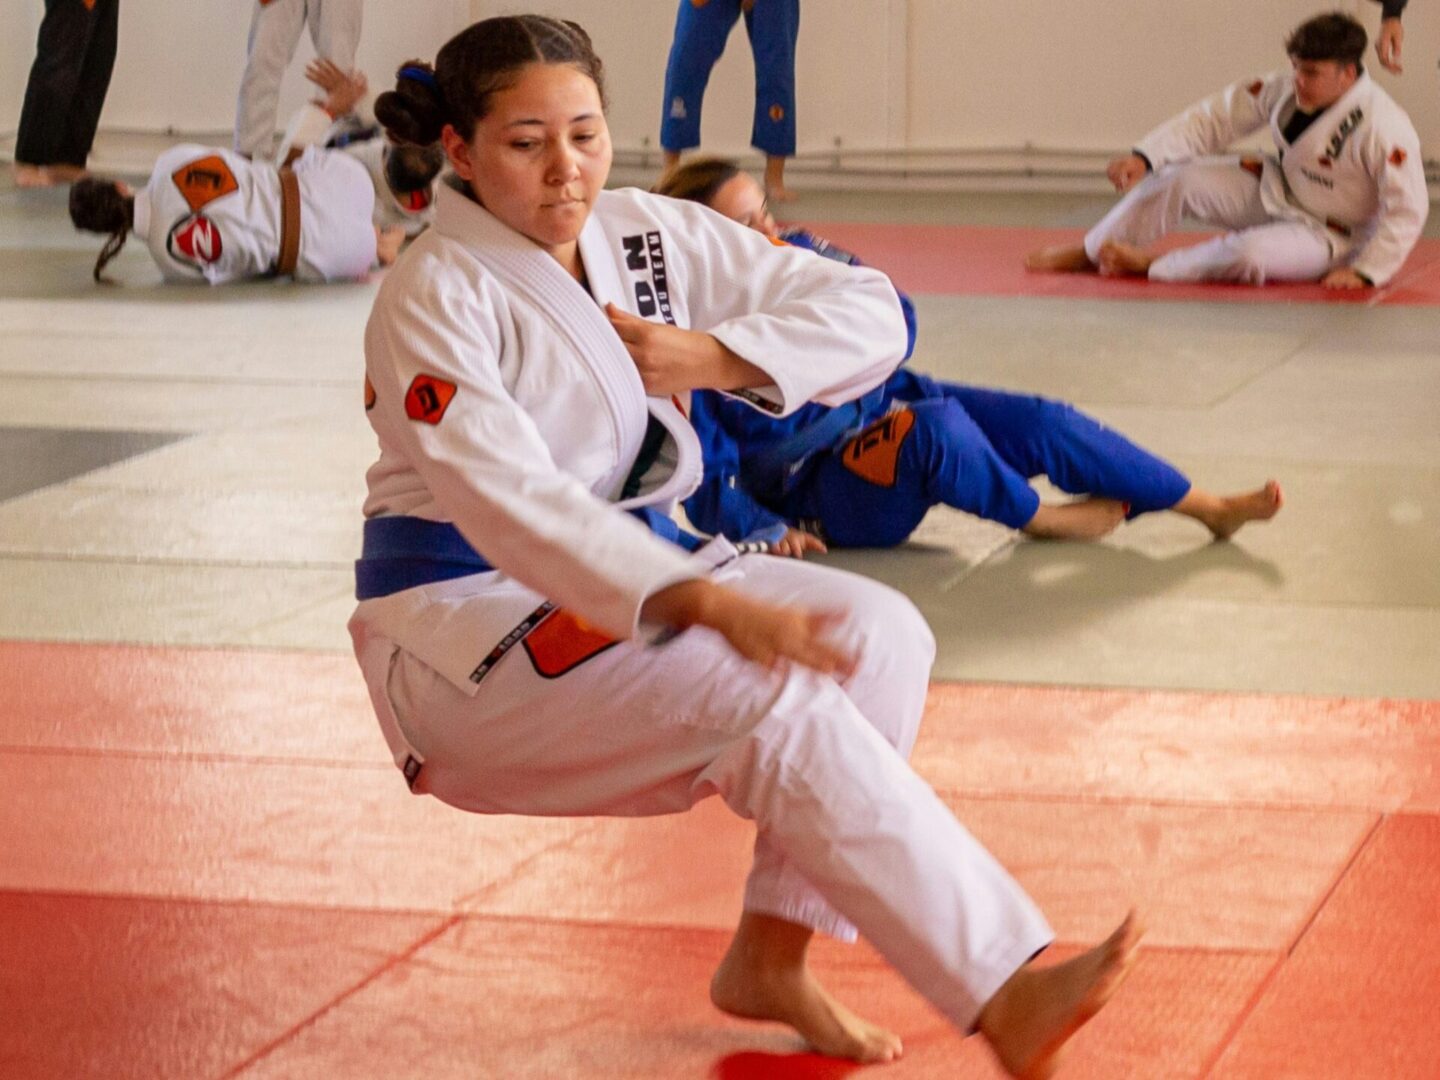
840,409,916,488
1390,147,1408,167
1247,79,1264,97
404,374,456,424
524,610,618,678
171,155,239,213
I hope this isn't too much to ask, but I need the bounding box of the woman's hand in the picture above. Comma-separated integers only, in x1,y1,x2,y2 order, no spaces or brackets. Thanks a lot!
606,303,769,394
641,578,855,678
770,527,827,559
306,58,367,118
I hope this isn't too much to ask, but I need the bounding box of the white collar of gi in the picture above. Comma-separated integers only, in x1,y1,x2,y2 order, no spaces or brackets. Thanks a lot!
433,181,648,499
132,190,150,237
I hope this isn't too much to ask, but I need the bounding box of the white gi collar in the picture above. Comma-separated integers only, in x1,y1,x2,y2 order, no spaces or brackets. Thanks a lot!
433,182,702,509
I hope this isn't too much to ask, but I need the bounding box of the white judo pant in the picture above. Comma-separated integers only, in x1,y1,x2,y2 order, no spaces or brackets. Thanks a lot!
1085,157,1337,285
234,0,364,158
353,553,1053,1031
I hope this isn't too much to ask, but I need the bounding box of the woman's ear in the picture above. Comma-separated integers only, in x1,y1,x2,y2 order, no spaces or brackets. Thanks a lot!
441,124,474,182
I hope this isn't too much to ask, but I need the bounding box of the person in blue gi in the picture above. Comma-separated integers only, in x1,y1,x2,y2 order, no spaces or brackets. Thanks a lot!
655,158,1285,551
660,0,800,201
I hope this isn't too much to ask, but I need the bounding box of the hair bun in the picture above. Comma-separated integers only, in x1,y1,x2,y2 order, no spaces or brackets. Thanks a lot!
375,59,446,146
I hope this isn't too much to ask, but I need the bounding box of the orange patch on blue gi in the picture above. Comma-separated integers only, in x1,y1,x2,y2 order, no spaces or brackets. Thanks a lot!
768,104,786,123
523,609,618,678
364,377,376,411
840,408,916,488
1389,147,1408,167
171,155,239,213
404,374,456,425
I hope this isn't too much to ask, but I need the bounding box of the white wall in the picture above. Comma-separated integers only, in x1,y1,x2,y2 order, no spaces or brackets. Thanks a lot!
1,6,45,139
10,0,1436,173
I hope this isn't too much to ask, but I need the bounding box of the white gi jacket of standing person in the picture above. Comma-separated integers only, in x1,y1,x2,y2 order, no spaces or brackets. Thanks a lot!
352,181,909,699
1134,69,1427,285
133,143,378,284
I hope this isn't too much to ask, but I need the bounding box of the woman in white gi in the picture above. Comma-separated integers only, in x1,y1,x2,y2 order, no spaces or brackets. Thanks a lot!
1027,12,1427,289
68,141,400,284
351,15,1139,1074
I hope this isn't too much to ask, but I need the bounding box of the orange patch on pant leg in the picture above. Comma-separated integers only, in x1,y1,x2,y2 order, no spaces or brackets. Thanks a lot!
840,408,916,488
523,610,618,679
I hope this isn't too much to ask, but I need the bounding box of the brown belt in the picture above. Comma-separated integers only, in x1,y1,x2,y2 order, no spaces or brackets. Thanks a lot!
277,167,301,277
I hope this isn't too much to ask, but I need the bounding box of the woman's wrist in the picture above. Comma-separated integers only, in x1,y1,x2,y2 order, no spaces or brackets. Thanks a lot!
703,334,770,390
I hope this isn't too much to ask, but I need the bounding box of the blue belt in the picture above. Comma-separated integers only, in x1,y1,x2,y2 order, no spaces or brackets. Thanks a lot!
746,385,887,500
355,508,705,601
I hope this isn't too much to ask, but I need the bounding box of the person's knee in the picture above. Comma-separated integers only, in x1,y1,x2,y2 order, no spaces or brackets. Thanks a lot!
1219,233,1273,283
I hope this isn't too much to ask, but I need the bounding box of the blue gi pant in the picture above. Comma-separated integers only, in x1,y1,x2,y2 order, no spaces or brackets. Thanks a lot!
781,373,1192,547
660,0,800,158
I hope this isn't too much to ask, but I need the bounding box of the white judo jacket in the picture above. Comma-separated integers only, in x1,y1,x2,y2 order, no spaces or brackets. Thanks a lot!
352,182,909,694
133,143,378,284
1134,69,1427,284
278,101,436,238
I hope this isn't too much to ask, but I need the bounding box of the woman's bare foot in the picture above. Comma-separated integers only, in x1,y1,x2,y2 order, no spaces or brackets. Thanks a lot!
710,913,903,1064
978,913,1143,1080
764,156,796,203
1022,498,1129,541
1097,240,1153,278
1024,243,1095,273
1174,480,1283,540
13,163,53,188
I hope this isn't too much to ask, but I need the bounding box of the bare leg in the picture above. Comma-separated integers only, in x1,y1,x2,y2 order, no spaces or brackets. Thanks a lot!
1172,480,1283,540
1024,243,1096,273
711,911,903,1064
764,155,795,202
978,913,1143,1080
662,149,681,173
1097,240,1154,278
1022,498,1129,541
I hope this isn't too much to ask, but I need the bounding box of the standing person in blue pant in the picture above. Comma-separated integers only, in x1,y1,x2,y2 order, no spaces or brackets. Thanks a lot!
660,0,799,201
655,159,1285,550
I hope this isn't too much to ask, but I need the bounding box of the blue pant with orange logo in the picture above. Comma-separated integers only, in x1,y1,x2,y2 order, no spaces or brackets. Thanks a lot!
660,0,800,158
778,372,1192,547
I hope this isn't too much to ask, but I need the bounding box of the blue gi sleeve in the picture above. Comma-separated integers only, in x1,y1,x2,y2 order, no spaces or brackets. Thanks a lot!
779,227,916,359
683,390,790,544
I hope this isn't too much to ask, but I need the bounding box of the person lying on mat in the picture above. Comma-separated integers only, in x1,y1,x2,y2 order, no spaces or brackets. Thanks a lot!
656,158,1283,548
68,142,404,284
1026,11,1426,289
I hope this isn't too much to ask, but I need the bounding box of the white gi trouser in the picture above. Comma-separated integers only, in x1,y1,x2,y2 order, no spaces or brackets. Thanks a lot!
1085,157,1336,285
352,551,1053,1031
234,0,364,158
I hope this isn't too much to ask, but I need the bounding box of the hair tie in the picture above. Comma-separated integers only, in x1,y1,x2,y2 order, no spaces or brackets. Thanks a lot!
399,64,439,92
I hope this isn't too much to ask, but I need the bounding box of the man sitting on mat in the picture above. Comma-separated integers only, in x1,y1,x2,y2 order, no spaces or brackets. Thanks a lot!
1027,11,1426,289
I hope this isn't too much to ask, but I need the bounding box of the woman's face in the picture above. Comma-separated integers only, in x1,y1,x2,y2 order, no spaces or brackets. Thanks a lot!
443,62,611,259
707,172,777,238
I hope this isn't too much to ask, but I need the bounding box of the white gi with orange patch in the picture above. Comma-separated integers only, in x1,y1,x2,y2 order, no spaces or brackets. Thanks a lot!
1085,69,1427,285
133,143,377,284
348,181,1055,1032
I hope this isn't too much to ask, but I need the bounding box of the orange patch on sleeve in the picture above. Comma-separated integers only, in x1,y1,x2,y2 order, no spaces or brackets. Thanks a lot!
840,408,916,488
1389,147,1408,167
170,155,240,213
523,609,618,678
364,376,376,411
403,374,456,424
1247,79,1264,97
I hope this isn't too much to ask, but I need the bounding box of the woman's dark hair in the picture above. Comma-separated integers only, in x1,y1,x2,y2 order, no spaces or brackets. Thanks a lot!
69,177,135,282
652,157,742,206
1285,12,1367,68
374,16,606,146
384,142,446,195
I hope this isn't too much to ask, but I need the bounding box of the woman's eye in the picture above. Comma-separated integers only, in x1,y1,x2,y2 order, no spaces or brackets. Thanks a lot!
574,133,596,144
511,140,538,151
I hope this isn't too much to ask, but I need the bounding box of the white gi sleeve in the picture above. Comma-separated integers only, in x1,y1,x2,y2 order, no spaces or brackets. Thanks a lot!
658,196,908,415
1135,72,1282,169
366,266,702,640
1349,122,1429,286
